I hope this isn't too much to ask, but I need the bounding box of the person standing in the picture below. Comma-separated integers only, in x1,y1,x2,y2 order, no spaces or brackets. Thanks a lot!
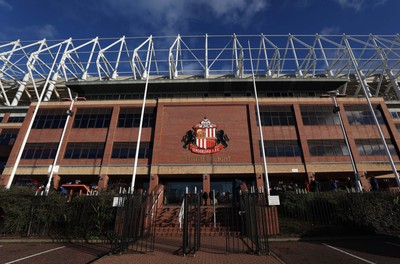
202,191,209,206
346,177,354,192
309,177,319,192
370,176,379,191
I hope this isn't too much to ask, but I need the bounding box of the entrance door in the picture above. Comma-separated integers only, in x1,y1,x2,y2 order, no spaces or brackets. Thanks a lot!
163,181,202,204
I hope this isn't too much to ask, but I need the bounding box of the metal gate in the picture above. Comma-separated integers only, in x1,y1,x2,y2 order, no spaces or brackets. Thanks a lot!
111,191,158,254
181,192,201,256
236,191,269,254
198,191,270,255
179,190,270,255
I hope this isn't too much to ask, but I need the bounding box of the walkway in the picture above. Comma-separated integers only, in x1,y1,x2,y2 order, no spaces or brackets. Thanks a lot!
94,237,281,264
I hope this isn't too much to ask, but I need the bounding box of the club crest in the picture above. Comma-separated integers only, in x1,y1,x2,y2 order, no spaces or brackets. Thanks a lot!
181,117,229,154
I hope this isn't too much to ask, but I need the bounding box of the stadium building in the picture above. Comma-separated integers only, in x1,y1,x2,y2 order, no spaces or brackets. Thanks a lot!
0,34,400,198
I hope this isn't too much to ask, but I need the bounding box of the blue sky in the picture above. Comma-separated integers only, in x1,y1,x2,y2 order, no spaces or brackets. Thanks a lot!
0,0,398,41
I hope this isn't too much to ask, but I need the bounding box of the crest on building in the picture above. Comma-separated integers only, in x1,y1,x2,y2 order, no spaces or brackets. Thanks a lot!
181,117,229,154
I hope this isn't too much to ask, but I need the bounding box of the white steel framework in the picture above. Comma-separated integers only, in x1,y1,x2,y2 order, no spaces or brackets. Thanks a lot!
0,34,400,106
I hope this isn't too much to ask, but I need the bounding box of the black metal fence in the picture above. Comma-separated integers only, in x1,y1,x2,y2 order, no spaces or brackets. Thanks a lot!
196,191,270,255
181,192,201,256
3,187,399,257
111,192,158,254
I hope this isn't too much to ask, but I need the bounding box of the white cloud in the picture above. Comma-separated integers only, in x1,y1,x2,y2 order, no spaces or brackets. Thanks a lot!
34,24,58,39
199,0,268,18
320,26,341,35
0,24,58,41
333,0,388,11
0,0,12,10
335,0,364,11
100,0,270,35
18,25,58,39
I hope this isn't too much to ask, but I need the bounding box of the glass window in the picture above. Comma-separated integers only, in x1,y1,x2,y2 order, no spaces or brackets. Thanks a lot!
308,140,349,156
259,106,295,126
33,109,68,129
300,105,340,125
73,108,111,128
7,116,25,123
0,129,18,146
118,108,155,128
64,142,105,159
7,113,26,123
389,108,400,119
396,124,400,135
22,143,58,159
345,105,384,125
112,142,152,159
356,139,397,156
262,140,302,157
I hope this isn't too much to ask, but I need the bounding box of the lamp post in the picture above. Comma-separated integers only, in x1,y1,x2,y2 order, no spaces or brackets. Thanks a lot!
327,90,362,192
44,95,86,195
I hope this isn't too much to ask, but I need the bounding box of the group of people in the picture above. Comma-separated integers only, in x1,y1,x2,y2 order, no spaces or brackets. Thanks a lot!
202,191,231,205
306,177,358,193
273,176,383,194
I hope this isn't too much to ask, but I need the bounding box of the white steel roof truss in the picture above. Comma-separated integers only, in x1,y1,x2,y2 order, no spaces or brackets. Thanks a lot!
374,37,400,80
291,36,317,77
180,37,205,76
0,34,399,104
12,40,48,104
131,36,153,80
318,36,350,78
131,36,155,80
232,34,244,78
60,39,99,81
44,39,74,101
95,36,128,80
261,35,281,77
256,35,269,76
288,35,303,78
207,37,232,75
27,40,70,101
280,37,290,76
0,40,45,105
168,35,180,79
316,35,334,78
0,82,10,106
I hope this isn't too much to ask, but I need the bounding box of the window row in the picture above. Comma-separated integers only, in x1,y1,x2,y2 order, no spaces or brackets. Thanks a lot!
259,105,385,126
19,138,398,160
112,142,153,159
0,129,18,146
262,139,397,157
85,91,322,101
33,109,68,129
389,109,400,119
21,142,153,159
16,104,388,129
356,139,397,156
31,107,156,129
263,140,302,157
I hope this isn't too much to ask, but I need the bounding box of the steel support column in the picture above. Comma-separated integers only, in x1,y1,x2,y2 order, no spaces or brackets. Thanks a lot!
344,35,400,189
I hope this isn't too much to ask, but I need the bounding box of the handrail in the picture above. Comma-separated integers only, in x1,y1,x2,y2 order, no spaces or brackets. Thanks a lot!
150,190,163,218
178,199,185,229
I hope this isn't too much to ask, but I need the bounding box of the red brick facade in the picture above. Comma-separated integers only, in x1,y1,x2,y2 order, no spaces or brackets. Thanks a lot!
1,96,400,193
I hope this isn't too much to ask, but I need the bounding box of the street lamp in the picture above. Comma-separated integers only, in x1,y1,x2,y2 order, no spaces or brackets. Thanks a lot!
323,90,363,192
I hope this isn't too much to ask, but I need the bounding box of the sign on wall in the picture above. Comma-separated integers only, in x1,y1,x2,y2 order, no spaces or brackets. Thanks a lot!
181,117,229,154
